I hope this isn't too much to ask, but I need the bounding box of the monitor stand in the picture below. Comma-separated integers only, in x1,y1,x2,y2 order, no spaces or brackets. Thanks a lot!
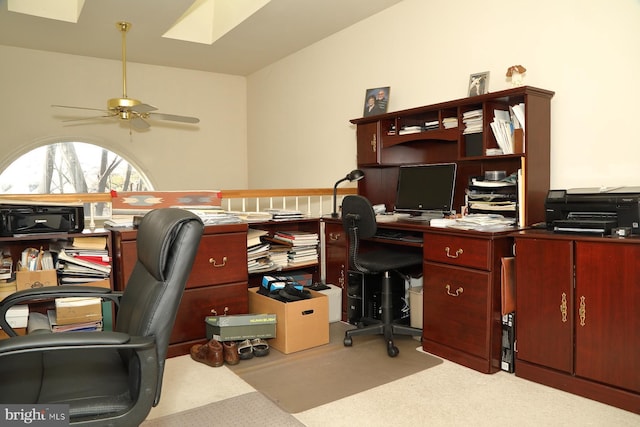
402,211,445,223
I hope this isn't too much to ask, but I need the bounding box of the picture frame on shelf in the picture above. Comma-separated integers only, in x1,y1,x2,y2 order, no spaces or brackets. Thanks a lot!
468,72,489,97
363,86,390,117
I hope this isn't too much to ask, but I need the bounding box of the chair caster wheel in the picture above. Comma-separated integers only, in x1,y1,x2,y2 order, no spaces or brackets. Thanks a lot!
344,337,353,346
387,341,399,357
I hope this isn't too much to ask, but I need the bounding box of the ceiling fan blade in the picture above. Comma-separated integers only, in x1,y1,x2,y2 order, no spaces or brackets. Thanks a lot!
130,116,150,130
61,115,115,123
148,112,200,124
52,104,109,113
130,103,158,114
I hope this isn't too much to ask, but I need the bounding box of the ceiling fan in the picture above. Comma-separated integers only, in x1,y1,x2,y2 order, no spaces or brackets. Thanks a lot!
52,21,200,131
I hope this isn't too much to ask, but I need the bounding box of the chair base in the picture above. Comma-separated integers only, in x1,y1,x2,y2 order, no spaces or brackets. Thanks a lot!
343,270,422,357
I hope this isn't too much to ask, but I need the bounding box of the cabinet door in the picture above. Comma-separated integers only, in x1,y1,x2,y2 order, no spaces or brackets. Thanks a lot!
423,262,490,358
324,222,348,319
356,122,381,165
515,238,573,373
575,241,640,393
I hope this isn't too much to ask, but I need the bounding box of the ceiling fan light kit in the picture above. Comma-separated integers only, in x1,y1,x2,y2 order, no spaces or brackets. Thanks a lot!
53,21,200,131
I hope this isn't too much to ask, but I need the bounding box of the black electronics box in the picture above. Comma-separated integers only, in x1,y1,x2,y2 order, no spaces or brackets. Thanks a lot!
347,270,409,325
0,204,84,236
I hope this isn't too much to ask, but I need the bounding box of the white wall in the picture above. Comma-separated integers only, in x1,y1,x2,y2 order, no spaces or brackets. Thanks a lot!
247,0,640,190
0,45,248,191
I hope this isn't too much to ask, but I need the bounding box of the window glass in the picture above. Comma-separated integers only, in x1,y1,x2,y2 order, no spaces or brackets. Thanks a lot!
0,141,152,217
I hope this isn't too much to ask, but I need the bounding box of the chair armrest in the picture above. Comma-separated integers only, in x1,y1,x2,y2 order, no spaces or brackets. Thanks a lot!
0,285,123,337
0,331,155,356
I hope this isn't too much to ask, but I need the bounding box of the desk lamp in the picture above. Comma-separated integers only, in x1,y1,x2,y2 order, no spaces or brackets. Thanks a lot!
332,169,365,218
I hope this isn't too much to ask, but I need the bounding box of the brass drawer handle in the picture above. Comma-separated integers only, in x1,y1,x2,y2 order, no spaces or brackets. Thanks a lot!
445,246,463,258
445,284,464,297
560,292,568,323
210,307,229,316
579,296,586,326
329,232,341,241
209,256,227,267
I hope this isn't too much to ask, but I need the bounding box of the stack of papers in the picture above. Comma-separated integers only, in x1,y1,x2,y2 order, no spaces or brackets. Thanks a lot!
446,214,516,232
462,109,483,134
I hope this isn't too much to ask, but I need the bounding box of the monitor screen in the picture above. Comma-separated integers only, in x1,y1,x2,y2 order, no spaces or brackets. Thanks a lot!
394,163,457,214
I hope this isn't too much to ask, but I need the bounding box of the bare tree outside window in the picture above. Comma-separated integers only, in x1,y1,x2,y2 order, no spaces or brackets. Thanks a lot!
0,142,152,217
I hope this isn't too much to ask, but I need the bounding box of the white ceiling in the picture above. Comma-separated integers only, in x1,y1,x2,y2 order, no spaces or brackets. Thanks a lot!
0,0,403,76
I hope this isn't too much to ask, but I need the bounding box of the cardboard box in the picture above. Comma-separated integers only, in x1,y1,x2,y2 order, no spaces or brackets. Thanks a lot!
317,284,342,323
248,287,329,354
205,313,276,342
0,328,26,340
409,287,423,329
16,269,58,291
54,297,102,325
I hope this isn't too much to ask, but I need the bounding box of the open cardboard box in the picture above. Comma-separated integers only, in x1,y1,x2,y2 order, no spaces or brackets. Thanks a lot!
248,287,328,354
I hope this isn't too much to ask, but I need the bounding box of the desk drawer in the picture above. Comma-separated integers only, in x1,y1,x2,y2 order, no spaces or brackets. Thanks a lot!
188,232,248,288
170,282,248,344
424,234,491,270
423,262,490,358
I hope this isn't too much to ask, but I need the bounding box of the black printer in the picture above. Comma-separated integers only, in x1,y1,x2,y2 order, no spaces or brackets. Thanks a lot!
545,187,640,235
0,203,84,236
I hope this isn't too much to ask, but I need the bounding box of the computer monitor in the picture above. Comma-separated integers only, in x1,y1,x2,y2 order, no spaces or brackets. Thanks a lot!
394,163,457,215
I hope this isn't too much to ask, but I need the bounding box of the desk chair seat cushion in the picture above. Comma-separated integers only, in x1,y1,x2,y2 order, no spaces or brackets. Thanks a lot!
356,249,423,274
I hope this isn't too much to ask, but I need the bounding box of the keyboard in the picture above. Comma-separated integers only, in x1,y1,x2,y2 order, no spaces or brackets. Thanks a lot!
373,230,423,243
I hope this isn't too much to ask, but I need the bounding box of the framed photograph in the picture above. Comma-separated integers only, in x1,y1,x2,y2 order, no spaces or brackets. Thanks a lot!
363,86,390,117
467,72,489,97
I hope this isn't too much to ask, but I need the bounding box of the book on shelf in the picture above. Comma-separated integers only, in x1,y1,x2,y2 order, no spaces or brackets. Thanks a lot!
247,228,269,247
271,230,319,246
71,236,107,250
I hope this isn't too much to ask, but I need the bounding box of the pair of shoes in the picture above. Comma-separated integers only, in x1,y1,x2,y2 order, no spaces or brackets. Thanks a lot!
238,339,254,360
251,338,270,357
236,338,270,358
190,339,224,367
223,341,240,365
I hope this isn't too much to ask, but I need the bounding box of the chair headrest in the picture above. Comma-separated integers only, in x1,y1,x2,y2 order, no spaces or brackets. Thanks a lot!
136,208,203,281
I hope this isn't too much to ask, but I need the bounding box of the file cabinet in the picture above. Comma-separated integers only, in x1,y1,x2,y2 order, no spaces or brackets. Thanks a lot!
111,223,249,357
422,230,513,373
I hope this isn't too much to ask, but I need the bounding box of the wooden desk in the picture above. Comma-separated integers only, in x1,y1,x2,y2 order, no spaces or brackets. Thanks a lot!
323,217,513,374
110,218,321,357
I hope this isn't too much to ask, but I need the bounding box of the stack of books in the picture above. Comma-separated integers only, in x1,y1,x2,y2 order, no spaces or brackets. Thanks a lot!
264,209,305,221
443,117,458,129
269,231,319,267
51,236,111,286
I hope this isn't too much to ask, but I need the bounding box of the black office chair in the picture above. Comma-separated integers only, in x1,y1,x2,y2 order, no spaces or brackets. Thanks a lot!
341,195,423,357
0,208,204,426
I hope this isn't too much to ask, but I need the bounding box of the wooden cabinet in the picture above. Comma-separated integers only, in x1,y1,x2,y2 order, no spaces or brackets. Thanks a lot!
514,231,640,414
323,220,348,320
350,86,554,227
111,223,249,357
422,230,513,373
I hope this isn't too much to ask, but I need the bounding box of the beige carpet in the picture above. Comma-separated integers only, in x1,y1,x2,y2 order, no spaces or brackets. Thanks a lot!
228,322,442,413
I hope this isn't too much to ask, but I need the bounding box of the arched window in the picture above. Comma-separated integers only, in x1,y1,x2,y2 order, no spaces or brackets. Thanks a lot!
0,141,152,217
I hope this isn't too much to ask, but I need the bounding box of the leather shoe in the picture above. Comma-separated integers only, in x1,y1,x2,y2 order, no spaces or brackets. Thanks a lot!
190,339,224,367
223,341,240,365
